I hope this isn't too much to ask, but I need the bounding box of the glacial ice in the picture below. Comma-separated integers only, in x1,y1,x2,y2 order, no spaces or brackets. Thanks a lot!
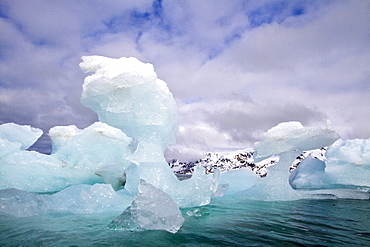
0,122,137,192
0,123,42,150
289,138,370,198
107,180,184,234
79,56,177,151
49,122,133,190
0,55,369,235
289,155,328,190
239,121,340,200
79,55,219,208
0,184,133,217
51,183,133,214
218,168,259,196
0,148,102,192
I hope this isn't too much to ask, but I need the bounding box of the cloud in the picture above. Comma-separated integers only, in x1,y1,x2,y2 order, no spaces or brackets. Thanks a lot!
0,0,368,159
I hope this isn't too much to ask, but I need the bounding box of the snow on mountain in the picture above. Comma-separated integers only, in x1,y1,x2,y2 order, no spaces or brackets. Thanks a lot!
169,148,327,178
169,149,279,178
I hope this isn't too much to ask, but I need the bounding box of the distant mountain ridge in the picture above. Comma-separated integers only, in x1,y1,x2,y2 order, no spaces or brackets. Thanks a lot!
169,148,327,178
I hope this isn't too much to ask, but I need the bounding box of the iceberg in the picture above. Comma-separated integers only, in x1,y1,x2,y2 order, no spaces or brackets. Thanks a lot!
238,121,340,200
289,155,328,190
0,54,369,236
79,55,219,207
107,180,184,234
0,55,218,214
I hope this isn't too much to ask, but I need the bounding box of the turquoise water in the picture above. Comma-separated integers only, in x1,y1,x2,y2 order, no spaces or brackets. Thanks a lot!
1,197,369,246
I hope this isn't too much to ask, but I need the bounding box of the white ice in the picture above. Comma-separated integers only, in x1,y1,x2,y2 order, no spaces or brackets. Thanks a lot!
1,54,369,226
79,56,219,207
289,138,370,198
107,180,184,234
239,121,340,200
218,168,259,196
0,123,42,150
0,122,136,192
0,183,133,217
79,56,177,151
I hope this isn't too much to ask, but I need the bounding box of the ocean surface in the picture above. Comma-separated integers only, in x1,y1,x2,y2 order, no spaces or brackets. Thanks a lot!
0,197,369,247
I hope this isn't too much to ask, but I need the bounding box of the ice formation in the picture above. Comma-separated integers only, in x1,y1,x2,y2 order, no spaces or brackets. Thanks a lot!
238,121,340,200
107,180,184,234
290,138,370,198
49,122,132,190
79,56,177,151
0,55,219,233
0,184,133,217
78,56,219,207
0,122,135,192
0,123,42,150
0,55,369,234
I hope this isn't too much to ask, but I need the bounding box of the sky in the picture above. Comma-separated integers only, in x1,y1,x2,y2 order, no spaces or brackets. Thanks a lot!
0,0,369,161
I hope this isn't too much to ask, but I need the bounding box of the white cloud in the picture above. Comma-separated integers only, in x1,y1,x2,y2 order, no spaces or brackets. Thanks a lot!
0,0,368,158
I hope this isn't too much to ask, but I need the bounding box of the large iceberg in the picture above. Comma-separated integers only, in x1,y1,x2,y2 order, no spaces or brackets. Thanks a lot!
78,56,219,207
238,121,340,200
0,55,369,234
0,55,219,231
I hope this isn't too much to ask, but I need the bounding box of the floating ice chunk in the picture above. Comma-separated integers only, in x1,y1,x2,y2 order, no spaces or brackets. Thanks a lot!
107,180,184,233
288,139,370,199
186,207,210,217
0,123,43,150
79,56,218,207
241,121,339,201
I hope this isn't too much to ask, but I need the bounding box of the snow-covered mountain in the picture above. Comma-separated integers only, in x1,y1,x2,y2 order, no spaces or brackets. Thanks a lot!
169,149,279,178
169,148,327,178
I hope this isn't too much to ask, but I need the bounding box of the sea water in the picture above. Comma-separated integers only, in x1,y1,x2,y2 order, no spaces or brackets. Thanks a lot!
1,197,369,246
